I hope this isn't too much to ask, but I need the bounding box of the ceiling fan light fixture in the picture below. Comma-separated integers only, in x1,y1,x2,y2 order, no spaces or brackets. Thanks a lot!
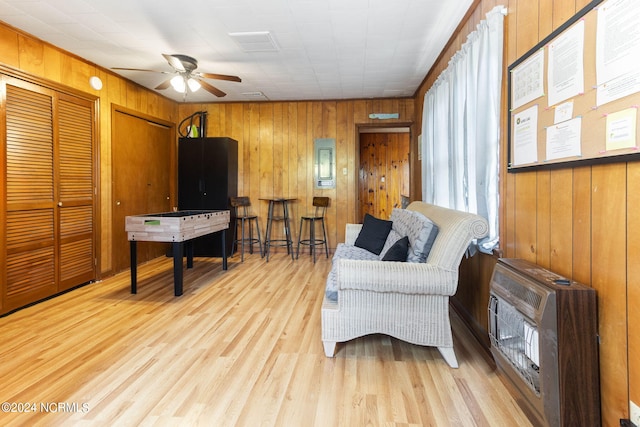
113,54,240,98
187,78,201,92
170,75,186,92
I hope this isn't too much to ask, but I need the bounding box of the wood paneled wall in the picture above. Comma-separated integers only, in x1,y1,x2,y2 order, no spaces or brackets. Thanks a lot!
177,101,415,250
414,0,636,424
0,22,179,277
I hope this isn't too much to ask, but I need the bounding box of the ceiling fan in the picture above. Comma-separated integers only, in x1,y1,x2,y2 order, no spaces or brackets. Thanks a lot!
113,53,241,98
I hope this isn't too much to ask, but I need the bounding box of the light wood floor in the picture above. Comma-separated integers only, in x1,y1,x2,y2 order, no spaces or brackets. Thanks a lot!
0,251,532,426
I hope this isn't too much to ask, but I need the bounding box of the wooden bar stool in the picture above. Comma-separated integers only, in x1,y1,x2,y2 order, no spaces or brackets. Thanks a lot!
260,197,296,262
230,197,263,262
296,196,329,263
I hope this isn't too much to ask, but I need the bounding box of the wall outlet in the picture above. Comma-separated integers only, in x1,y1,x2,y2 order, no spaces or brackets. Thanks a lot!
631,400,640,427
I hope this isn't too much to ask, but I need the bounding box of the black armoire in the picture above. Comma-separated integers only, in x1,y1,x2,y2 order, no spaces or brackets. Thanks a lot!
178,137,237,257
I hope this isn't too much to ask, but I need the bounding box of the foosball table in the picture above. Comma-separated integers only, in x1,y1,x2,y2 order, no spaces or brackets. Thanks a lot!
125,210,230,296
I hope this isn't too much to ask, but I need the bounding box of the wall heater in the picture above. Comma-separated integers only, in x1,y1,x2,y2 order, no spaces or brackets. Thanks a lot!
488,258,601,426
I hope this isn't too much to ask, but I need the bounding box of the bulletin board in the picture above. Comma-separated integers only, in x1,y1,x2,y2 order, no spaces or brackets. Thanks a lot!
507,0,640,172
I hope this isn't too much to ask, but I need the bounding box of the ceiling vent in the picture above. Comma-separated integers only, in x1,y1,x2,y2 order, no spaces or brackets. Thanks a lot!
241,91,269,100
229,31,279,52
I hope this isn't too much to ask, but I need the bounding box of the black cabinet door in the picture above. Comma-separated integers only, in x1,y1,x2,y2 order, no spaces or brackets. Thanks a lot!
200,138,237,211
178,137,237,257
178,139,205,209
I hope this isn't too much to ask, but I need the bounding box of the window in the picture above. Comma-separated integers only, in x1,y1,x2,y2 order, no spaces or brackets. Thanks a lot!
421,6,505,253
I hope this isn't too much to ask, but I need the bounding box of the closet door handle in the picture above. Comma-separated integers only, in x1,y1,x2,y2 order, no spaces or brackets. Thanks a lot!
58,202,63,207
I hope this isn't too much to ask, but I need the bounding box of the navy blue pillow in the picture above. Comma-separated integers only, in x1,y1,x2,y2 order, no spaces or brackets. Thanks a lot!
382,236,409,261
354,214,393,255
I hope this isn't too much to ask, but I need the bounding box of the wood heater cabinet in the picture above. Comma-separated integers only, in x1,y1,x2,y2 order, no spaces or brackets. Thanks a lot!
178,137,237,257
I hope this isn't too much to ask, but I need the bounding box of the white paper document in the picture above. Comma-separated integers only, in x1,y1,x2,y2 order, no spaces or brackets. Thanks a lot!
596,0,640,105
554,101,574,124
597,69,640,106
546,117,582,161
512,105,539,166
596,0,640,85
548,20,585,107
511,49,545,110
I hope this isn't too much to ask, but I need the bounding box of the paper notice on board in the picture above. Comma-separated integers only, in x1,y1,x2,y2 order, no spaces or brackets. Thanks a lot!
511,49,545,110
546,117,582,161
548,20,585,107
554,101,574,123
512,105,539,166
596,0,640,85
606,108,637,151
596,0,640,105
597,69,640,106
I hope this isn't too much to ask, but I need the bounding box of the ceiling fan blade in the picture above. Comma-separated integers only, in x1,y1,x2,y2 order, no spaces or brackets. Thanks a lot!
162,53,186,72
197,72,242,82
199,79,227,97
155,79,173,90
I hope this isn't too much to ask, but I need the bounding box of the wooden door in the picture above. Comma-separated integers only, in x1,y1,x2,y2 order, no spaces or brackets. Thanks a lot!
4,82,57,311
57,94,96,291
2,78,96,312
358,132,410,220
112,111,172,273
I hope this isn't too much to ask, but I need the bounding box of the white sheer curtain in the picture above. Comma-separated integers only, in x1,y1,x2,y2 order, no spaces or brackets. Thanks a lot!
421,6,505,253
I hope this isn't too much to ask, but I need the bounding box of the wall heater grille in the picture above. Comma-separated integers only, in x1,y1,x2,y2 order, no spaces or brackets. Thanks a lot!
489,294,541,395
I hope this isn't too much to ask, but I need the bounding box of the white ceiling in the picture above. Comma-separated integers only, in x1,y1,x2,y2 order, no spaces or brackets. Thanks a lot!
0,0,473,103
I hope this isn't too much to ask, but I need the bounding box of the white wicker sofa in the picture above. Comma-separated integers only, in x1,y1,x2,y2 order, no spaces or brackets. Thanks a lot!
321,201,489,368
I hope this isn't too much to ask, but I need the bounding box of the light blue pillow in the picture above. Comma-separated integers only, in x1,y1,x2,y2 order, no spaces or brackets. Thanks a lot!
406,210,438,262
388,208,438,262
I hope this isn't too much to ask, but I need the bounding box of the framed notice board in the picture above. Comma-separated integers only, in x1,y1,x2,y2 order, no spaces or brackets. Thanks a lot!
507,0,640,172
